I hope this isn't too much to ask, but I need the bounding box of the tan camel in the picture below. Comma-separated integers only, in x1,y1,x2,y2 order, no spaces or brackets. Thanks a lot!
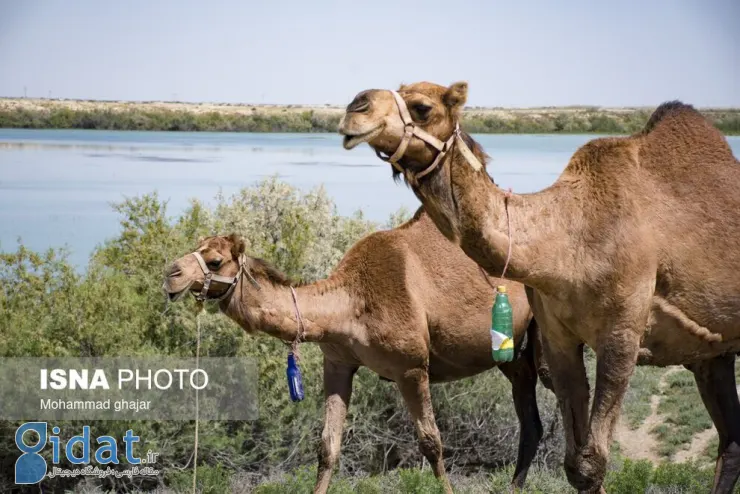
338,81,740,493
162,208,554,494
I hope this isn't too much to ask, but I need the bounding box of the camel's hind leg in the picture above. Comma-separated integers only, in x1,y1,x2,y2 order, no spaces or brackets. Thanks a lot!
314,358,358,494
396,367,453,494
686,353,740,494
499,318,545,489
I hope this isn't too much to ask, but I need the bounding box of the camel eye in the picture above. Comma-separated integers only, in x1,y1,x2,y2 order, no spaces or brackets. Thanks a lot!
207,259,222,269
413,104,432,120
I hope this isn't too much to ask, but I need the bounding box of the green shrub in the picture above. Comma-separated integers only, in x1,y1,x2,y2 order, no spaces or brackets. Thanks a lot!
653,370,713,458
398,468,446,494
650,461,713,493
167,464,232,494
605,459,653,494
602,458,714,494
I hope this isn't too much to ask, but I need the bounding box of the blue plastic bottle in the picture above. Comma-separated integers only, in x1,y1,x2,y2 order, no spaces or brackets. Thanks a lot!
287,352,305,402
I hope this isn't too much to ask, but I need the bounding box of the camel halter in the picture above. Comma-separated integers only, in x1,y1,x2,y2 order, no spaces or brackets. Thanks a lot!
376,90,514,280
375,90,483,181
288,286,307,360
189,251,260,302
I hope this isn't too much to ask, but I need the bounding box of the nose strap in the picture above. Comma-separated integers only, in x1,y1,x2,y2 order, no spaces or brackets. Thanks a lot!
190,251,250,302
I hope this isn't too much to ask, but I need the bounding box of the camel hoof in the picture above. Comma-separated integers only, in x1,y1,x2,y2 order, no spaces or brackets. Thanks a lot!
565,445,607,492
578,488,607,494
712,442,740,494
509,478,525,492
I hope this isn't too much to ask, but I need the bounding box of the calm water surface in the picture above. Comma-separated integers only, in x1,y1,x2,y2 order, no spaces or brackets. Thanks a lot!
1,129,738,268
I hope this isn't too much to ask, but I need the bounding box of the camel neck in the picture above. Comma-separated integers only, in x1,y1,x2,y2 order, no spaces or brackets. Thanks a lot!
222,276,361,344
413,145,581,292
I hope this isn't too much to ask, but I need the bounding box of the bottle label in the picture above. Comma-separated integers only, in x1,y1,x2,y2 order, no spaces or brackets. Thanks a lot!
491,329,513,351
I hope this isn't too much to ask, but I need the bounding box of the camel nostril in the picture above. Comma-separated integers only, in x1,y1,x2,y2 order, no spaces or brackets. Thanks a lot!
346,93,371,114
352,101,370,113
166,264,182,277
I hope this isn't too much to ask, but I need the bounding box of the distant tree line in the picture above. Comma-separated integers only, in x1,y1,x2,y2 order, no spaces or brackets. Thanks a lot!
1,105,738,134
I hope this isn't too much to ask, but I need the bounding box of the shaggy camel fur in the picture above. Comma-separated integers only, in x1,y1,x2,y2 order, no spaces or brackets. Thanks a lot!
338,81,740,493
162,208,553,494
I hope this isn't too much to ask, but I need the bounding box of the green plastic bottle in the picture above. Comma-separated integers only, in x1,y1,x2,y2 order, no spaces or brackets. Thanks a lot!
491,285,515,362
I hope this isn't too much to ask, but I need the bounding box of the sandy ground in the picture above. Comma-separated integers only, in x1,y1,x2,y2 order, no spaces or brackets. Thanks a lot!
614,366,682,463
615,371,739,465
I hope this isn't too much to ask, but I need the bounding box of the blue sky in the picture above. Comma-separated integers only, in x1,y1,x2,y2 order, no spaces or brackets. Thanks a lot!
0,0,737,107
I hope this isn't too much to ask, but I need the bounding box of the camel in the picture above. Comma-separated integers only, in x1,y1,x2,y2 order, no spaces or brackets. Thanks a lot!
338,81,740,493
161,208,554,494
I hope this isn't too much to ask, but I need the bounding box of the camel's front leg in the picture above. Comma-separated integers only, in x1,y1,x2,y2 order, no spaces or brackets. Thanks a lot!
576,312,644,493
540,331,592,489
529,290,592,491
396,367,453,494
314,358,357,494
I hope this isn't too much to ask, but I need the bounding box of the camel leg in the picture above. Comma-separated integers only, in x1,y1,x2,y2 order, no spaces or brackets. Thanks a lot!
576,319,642,493
530,318,554,392
314,358,357,494
686,354,740,494
396,368,453,494
540,335,592,491
528,291,591,492
498,318,545,489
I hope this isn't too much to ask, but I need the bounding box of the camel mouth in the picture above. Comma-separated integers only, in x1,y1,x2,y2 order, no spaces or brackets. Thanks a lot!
167,290,186,302
162,279,194,303
341,126,383,150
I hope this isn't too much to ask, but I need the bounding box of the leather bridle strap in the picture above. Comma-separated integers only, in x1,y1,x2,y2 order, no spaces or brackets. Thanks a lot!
375,89,483,180
190,251,259,302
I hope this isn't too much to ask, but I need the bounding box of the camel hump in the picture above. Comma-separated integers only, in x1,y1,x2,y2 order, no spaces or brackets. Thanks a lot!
638,100,734,155
640,100,698,135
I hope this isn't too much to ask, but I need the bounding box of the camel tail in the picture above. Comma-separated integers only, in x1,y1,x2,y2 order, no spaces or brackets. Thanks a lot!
652,296,723,343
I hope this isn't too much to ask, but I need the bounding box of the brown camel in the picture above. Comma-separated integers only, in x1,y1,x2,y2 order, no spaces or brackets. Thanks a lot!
338,81,740,493
162,208,553,494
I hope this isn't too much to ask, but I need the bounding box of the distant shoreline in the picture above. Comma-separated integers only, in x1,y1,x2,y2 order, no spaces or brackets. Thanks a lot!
1,97,738,135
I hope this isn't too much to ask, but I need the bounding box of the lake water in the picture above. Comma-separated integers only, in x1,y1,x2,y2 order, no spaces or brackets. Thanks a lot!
1,129,738,268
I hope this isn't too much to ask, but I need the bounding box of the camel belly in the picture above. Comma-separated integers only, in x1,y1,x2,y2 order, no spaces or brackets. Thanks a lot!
427,353,495,383
427,321,531,382
638,311,740,366
336,325,506,383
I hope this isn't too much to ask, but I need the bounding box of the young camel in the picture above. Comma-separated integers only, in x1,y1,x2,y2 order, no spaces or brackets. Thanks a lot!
162,208,553,494
338,82,740,493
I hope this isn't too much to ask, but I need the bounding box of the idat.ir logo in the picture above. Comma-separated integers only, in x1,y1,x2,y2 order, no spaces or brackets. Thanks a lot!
15,422,158,485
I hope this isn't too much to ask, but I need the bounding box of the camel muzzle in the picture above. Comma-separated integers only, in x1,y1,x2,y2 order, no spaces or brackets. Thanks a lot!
164,251,261,304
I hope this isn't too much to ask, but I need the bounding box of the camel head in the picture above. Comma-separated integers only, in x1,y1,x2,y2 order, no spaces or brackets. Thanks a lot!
339,81,489,243
163,234,249,303
339,81,469,178
163,234,300,333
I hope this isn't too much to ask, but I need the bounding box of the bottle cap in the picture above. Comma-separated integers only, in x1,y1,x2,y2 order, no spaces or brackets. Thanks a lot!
497,285,507,293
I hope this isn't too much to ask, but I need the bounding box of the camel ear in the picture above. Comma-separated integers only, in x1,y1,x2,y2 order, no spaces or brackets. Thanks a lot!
227,233,246,258
444,81,468,111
